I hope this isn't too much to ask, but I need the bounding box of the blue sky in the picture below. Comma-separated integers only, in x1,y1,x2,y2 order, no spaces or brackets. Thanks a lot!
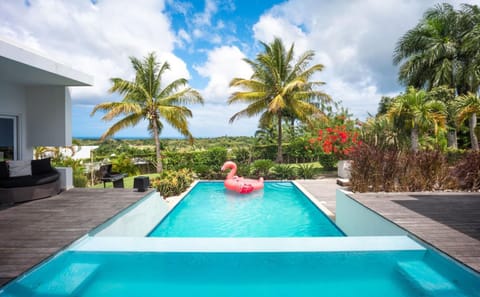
1,0,478,138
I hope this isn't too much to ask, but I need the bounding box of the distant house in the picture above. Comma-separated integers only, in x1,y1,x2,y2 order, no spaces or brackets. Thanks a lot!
0,38,93,161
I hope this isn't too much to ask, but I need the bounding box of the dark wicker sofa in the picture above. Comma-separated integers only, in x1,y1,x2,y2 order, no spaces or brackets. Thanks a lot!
0,158,60,205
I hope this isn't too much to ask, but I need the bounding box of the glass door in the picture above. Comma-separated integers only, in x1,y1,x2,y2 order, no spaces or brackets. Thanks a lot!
0,116,18,161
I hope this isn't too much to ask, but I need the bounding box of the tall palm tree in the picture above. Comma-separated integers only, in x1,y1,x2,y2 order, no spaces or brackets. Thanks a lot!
228,37,330,163
457,4,480,95
455,92,480,151
393,3,459,90
387,87,447,152
393,3,480,148
91,53,204,173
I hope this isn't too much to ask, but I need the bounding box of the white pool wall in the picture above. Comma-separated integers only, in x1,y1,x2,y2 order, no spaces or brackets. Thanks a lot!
93,191,169,237
92,181,200,237
336,189,407,236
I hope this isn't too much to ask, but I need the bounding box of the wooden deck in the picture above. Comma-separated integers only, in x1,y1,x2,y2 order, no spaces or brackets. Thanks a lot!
350,192,480,273
0,188,151,286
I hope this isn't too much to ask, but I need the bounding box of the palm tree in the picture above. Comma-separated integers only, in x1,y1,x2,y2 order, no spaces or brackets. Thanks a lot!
393,4,480,148
455,92,480,151
228,37,330,163
387,87,447,152
393,3,459,90
91,53,204,173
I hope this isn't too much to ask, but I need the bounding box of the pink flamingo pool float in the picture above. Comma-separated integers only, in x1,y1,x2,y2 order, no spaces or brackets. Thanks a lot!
221,161,264,194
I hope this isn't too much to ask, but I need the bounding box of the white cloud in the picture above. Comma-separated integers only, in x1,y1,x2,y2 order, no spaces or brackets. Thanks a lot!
252,0,477,119
189,45,258,136
193,0,217,27
194,45,252,104
0,0,186,105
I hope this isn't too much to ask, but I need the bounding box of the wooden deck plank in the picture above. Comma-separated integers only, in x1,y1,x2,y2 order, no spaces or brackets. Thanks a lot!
351,192,480,273
0,188,151,286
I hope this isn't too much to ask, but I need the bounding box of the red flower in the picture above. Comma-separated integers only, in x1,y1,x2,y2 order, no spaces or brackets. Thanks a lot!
308,124,361,159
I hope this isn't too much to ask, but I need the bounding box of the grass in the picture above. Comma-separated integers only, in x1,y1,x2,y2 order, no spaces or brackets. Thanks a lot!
90,173,160,189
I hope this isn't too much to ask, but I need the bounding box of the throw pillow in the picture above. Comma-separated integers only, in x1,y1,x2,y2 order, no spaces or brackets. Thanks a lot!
7,160,32,177
0,161,8,179
31,158,53,175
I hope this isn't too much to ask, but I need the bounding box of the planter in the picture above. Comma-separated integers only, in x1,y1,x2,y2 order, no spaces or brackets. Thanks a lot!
337,160,352,179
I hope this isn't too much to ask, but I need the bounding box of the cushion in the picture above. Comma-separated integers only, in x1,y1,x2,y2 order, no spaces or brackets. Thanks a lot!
0,171,59,188
0,161,8,180
7,160,32,177
32,158,53,175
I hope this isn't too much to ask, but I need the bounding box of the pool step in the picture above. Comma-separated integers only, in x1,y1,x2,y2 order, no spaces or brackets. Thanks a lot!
397,261,466,296
36,263,99,296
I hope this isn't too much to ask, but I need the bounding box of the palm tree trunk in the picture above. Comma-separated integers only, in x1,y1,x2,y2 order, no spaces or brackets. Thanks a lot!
152,120,163,173
411,126,419,152
470,113,479,151
276,114,283,163
447,129,457,149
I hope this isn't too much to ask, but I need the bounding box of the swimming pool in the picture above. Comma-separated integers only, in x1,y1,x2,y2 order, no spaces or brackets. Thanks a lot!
1,183,479,296
1,239,479,297
148,182,343,237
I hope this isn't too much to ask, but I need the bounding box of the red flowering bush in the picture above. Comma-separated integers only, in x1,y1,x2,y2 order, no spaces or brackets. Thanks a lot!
310,125,361,160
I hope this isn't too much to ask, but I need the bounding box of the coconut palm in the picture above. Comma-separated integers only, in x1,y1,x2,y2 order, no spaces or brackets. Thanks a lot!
387,87,447,152
228,37,330,163
393,3,459,90
455,92,480,151
457,4,480,95
91,53,204,173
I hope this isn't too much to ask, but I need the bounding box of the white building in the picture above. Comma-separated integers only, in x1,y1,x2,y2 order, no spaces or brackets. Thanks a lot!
0,38,93,161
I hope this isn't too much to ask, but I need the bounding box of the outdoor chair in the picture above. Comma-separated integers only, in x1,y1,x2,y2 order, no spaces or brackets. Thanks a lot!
99,164,127,188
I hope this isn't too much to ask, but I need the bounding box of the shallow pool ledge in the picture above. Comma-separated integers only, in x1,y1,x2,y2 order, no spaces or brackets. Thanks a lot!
71,236,425,253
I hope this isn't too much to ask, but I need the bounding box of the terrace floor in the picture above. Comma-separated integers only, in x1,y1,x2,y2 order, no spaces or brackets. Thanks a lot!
348,191,480,274
0,188,151,286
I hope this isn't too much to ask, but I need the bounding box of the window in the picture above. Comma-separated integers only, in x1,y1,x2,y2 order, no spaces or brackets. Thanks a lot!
0,116,18,161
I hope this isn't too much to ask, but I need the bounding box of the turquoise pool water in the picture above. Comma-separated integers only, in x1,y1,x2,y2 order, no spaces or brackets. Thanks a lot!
2,250,478,297
148,182,344,237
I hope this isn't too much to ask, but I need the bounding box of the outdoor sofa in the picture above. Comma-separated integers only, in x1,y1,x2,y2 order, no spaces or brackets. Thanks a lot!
0,158,60,205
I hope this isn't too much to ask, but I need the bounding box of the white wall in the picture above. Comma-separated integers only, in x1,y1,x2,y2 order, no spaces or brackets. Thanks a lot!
0,82,29,159
93,192,170,237
26,86,71,147
336,190,407,236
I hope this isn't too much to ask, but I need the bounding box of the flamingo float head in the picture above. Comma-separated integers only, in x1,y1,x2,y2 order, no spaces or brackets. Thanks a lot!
221,161,237,172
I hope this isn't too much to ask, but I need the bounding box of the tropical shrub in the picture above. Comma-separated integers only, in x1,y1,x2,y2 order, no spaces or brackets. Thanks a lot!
452,151,480,190
232,147,251,164
203,147,228,167
318,153,337,171
235,164,251,178
151,168,195,198
349,143,454,192
251,159,274,178
112,154,139,176
252,144,278,161
349,143,400,192
74,173,88,188
271,164,296,180
52,157,88,188
297,164,316,179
